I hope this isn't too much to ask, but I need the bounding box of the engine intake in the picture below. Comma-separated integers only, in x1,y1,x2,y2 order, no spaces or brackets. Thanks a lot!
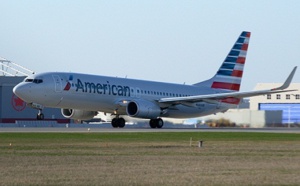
61,109,97,120
126,100,161,119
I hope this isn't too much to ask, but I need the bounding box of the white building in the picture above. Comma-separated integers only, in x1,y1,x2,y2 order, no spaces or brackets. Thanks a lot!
195,83,300,128
250,83,300,124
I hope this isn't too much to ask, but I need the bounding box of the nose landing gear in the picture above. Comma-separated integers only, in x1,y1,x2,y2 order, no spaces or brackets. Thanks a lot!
37,109,44,120
28,103,45,120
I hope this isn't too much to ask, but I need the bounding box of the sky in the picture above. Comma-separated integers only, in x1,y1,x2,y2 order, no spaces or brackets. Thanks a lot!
0,0,299,91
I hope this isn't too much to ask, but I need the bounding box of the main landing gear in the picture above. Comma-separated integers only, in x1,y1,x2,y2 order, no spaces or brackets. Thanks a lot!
111,117,164,128
149,118,164,128
111,117,126,128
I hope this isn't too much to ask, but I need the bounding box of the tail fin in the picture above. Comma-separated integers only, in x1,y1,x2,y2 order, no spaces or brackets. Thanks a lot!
194,31,251,91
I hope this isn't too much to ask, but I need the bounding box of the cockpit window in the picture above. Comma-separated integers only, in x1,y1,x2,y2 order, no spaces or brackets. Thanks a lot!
33,79,43,84
25,79,33,82
25,78,43,84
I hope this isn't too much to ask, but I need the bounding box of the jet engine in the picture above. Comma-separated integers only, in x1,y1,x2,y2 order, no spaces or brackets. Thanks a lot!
61,109,97,120
126,100,161,119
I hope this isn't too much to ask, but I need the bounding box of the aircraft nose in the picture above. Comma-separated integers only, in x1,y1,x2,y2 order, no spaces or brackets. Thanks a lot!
13,83,31,101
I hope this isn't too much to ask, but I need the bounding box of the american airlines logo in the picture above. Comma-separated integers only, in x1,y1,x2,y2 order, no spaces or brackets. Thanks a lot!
63,75,73,91
74,79,131,96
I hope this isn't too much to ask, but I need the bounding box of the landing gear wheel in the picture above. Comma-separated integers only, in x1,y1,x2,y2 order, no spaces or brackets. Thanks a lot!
150,119,157,128
111,118,126,128
156,118,164,128
37,113,44,120
149,118,164,128
118,118,126,128
112,118,119,128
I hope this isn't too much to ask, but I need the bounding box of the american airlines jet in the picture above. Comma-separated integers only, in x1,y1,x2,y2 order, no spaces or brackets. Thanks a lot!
13,31,297,128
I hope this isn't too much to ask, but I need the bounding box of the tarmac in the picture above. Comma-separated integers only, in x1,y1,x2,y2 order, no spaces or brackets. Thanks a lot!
1,127,300,133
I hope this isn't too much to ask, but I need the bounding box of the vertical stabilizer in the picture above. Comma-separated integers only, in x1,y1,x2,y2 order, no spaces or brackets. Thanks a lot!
194,31,251,91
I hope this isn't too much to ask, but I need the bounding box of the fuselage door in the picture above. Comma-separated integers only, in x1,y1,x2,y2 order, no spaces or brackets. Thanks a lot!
52,75,62,92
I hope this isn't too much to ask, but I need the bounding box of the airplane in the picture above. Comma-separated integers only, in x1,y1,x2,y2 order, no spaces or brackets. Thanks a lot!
13,31,297,128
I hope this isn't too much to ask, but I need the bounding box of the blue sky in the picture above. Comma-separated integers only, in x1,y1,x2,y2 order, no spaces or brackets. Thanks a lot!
0,0,299,91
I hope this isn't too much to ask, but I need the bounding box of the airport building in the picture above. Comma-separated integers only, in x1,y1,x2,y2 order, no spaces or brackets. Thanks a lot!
199,83,300,128
0,58,69,124
250,83,300,124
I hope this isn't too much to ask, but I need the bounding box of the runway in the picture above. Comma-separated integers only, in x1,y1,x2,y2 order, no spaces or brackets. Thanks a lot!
1,127,300,133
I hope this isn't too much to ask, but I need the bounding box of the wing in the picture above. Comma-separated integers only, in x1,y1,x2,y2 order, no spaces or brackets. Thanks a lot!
159,66,297,105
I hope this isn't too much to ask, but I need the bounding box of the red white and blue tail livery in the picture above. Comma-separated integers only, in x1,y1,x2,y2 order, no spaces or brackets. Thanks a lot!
211,31,250,91
13,31,297,128
195,31,250,92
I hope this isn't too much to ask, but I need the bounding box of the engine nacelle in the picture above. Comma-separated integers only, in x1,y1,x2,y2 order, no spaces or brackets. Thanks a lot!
126,100,161,119
61,109,97,120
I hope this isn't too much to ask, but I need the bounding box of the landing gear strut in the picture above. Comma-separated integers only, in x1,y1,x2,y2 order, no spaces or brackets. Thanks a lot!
149,118,164,128
28,103,45,120
111,117,126,128
37,109,44,120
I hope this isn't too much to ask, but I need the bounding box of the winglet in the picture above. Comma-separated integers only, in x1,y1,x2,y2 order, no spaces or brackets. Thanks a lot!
272,66,297,90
